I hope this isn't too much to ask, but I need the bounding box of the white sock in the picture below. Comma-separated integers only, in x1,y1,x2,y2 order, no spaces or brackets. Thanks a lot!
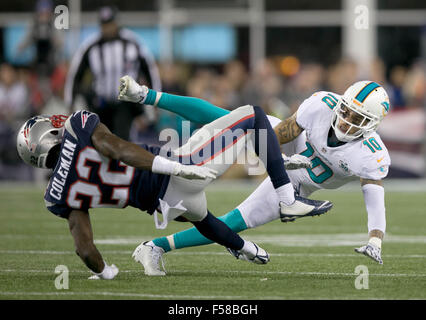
241,241,257,259
276,183,295,205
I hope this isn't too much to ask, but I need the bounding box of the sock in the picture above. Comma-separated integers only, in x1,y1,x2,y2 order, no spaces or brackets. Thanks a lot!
252,106,292,204
148,238,170,251
145,90,230,124
192,211,245,250
152,210,247,253
276,183,295,205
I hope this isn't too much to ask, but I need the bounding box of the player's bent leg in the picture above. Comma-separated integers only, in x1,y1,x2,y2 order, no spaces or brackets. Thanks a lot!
132,176,208,276
237,176,333,223
191,211,270,265
176,193,269,267
150,176,285,254
172,104,256,178
152,208,248,252
142,209,249,276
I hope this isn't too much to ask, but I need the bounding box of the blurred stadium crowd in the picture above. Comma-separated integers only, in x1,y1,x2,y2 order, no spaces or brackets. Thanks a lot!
0,1,425,181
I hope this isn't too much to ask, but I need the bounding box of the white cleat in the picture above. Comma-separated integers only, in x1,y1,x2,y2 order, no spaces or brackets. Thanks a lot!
132,241,166,276
280,196,333,222
227,241,270,264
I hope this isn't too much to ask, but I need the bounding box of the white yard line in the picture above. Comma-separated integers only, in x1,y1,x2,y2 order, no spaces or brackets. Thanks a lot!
0,291,243,299
1,291,422,300
0,268,425,278
92,233,426,246
1,249,426,259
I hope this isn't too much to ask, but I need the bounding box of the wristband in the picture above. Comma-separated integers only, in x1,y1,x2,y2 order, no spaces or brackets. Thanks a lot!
368,236,382,248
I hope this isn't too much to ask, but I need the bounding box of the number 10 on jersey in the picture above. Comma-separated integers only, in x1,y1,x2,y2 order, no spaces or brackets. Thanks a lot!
300,142,333,184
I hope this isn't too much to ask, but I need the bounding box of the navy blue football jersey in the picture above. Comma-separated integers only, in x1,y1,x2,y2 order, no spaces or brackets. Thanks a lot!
44,110,170,218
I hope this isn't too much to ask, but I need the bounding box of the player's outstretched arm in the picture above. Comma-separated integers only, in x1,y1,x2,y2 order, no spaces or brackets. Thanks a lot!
118,75,229,124
354,178,386,264
91,122,217,180
273,113,303,145
67,210,119,279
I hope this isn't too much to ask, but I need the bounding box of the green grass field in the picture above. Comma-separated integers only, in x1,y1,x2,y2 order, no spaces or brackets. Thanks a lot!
0,183,425,300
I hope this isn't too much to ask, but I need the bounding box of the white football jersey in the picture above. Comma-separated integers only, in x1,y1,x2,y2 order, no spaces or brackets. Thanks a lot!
238,91,391,228
278,91,390,196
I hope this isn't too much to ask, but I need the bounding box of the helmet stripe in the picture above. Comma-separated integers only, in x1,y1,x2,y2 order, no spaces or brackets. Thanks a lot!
355,82,380,102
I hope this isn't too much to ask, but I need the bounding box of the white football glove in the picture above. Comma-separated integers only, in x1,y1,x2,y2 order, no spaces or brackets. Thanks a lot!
151,155,217,180
88,262,119,280
173,163,218,180
118,75,148,104
355,240,383,264
283,154,312,170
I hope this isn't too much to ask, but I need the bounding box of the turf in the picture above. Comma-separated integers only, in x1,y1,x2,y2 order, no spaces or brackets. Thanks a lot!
0,183,425,300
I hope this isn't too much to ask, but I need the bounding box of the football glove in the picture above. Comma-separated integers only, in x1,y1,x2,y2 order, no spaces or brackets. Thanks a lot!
118,75,148,104
355,238,383,264
283,154,312,170
174,163,218,180
88,262,119,280
152,155,218,180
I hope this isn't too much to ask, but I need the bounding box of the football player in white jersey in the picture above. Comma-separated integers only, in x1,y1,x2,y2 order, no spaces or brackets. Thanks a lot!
119,76,391,275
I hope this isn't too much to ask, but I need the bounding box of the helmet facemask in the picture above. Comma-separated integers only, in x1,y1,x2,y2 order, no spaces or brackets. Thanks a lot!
16,115,68,169
331,97,380,142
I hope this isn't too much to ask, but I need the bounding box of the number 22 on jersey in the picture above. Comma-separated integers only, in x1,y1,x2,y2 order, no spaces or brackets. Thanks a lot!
67,147,135,209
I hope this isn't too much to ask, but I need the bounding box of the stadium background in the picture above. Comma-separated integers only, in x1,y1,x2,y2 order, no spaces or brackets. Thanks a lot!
0,0,424,182
0,0,425,301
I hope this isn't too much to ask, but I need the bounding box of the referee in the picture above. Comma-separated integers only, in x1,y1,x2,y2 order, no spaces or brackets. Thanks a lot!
64,6,161,140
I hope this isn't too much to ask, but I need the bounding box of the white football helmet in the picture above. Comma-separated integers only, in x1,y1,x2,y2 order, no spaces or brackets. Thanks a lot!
16,115,68,169
331,81,390,142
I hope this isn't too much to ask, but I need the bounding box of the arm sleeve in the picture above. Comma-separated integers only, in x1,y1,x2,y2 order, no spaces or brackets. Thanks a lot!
362,183,386,234
144,89,230,124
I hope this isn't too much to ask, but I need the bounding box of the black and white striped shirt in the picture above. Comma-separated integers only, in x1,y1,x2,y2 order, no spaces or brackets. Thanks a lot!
64,28,161,107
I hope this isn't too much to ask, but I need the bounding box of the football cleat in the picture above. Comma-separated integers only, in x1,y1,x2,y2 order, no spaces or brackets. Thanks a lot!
227,241,270,265
132,241,166,276
280,196,333,222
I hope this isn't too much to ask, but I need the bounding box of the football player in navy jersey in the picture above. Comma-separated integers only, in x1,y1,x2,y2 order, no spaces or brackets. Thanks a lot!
16,99,331,278
17,111,224,279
